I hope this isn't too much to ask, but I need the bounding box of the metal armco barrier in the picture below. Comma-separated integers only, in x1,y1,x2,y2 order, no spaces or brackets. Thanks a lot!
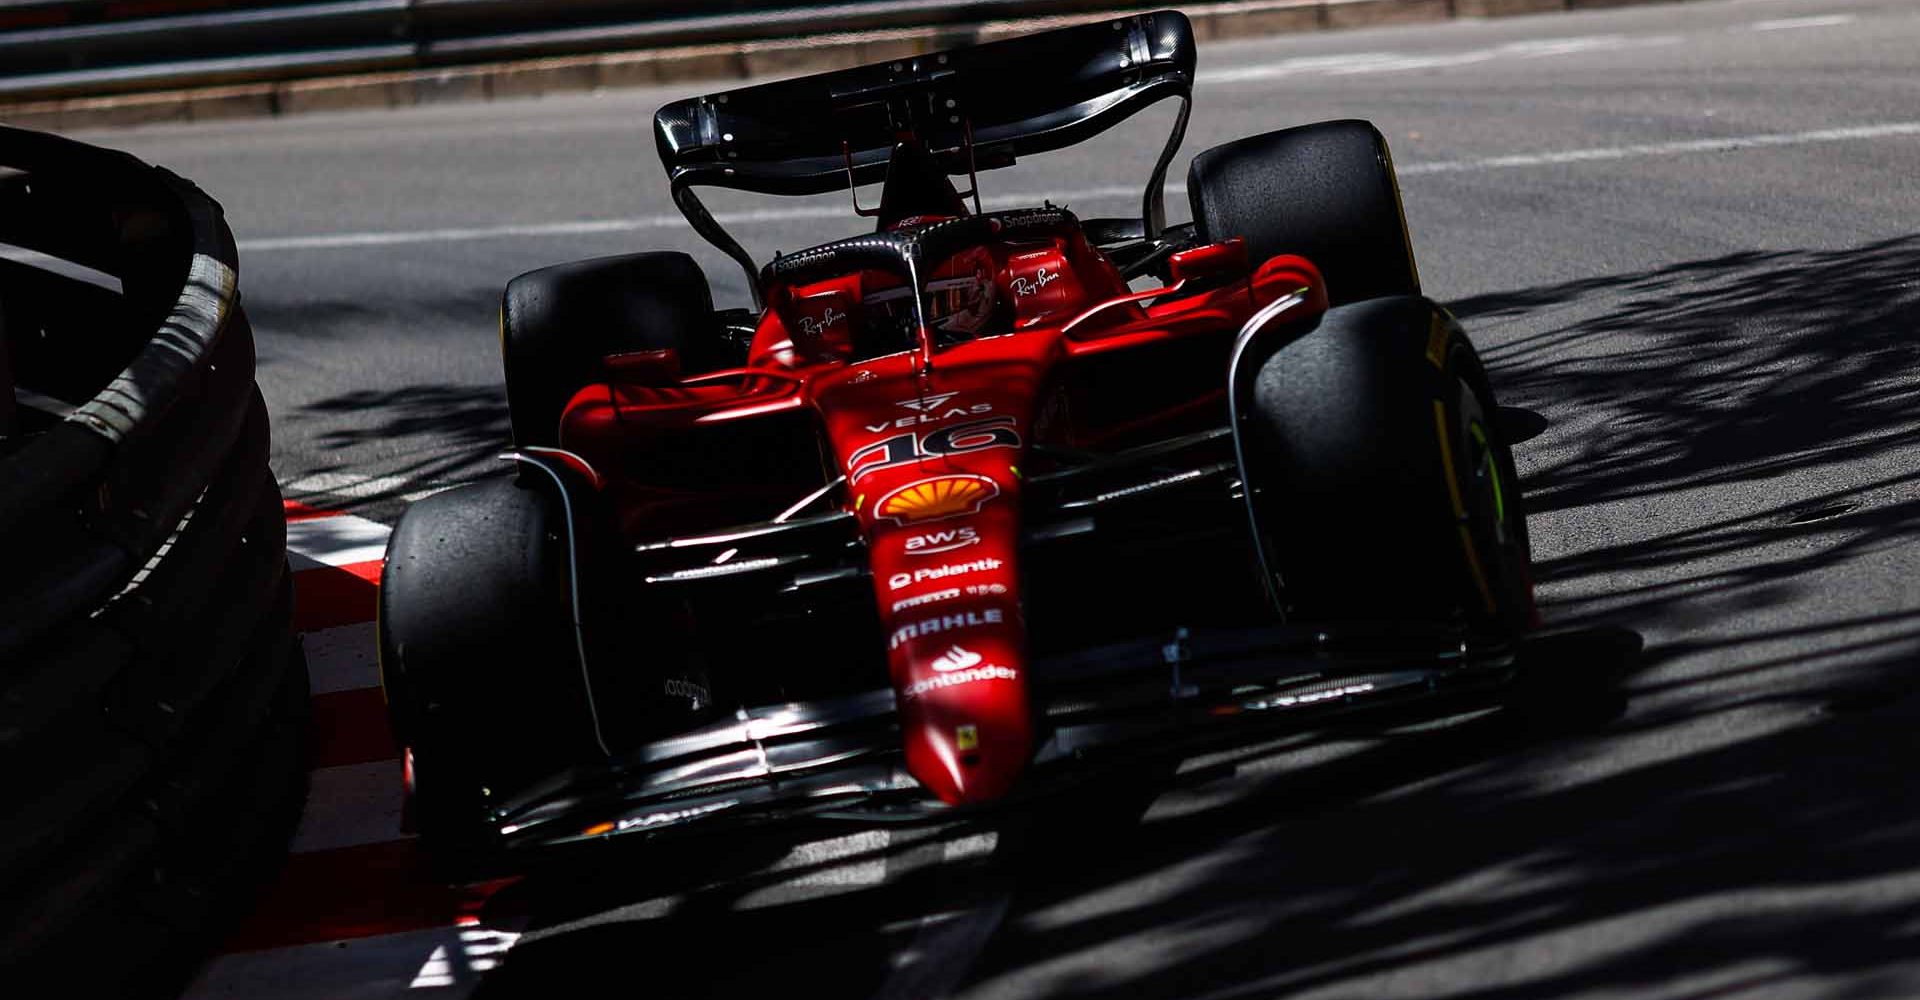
0,0,1132,100
0,125,305,995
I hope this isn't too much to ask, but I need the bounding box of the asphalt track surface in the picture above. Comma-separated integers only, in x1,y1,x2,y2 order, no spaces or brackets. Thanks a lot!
62,0,1920,995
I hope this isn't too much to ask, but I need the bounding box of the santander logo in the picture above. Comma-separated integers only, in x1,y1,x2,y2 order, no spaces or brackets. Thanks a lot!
930,645,984,673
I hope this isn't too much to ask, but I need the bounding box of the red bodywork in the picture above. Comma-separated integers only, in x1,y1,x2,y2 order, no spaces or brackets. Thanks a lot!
558,217,1327,805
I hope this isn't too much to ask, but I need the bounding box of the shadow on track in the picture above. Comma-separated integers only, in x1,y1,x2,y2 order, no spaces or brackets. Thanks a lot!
939,233,1920,998
306,235,1920,998
1461,234,1920,518
283,382,512,511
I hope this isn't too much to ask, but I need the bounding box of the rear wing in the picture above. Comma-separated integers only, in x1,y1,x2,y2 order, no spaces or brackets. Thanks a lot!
653,10,1196,305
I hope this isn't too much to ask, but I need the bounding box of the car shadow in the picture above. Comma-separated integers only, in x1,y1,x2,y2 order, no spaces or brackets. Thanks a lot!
336,233,1920,998
928,232,1920,997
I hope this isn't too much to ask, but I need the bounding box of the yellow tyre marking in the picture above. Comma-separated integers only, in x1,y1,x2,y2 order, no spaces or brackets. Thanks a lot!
1433,399,1498,615
1425,314,1450,370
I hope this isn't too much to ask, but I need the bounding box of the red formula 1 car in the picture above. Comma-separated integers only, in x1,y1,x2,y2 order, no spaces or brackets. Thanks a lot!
378,9,1541,871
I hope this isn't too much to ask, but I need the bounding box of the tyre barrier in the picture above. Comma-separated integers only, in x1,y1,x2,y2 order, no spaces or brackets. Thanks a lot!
0,125,304,995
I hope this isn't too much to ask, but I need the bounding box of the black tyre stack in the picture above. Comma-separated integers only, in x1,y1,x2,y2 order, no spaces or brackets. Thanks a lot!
0,126,304,995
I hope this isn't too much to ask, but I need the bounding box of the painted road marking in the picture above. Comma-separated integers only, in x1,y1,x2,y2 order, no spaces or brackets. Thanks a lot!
1199,33,1679,83
1751,14,1857,30
1397,122,1920,175
235,186,1143,252
186,501,514,998
186,923,510,1000
285,515,393,569
234,121,1920,254
195,495,912,996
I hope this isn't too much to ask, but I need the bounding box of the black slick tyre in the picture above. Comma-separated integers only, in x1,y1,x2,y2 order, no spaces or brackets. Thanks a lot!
1236,296,1533,636
1188,119,1419,306
378,477,597,874
501,251,722,448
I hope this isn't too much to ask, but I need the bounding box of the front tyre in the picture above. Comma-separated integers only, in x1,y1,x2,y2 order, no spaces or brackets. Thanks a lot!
1189,119,1419,306
378,477,596,875
1236,296,1533,636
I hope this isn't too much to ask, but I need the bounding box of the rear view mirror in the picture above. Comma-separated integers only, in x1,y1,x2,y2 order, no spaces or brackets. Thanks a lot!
1167,238,1249,285
604,347,681,387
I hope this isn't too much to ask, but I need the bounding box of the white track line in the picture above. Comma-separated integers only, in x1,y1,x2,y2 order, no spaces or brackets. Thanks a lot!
235,186,1142,252
1196,33,1677,84
235,122,1920,254
285,515,392,569
185,924,510,1000
1751,14,1856,30
305,621,381,695
1398,122,1920,175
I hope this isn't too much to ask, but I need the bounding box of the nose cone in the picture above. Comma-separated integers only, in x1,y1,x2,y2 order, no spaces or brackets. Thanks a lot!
901,694,1032,805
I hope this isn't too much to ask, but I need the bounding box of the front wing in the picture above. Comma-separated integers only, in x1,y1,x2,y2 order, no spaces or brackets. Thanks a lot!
491,623,1523,853
495,426,1524,852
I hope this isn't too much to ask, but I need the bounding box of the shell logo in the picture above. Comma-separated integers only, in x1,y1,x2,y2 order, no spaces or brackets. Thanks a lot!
876,475,1000,525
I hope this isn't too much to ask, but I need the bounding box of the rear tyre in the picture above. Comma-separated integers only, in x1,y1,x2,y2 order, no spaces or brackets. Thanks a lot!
502,251,723,448
378,477,595,874
1188,119,1419,306
1237,296,1533,636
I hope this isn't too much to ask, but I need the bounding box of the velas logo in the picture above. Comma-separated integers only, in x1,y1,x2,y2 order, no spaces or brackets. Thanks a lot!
865,400,993,433
876,475,999,525
930,645,983,672
897,392,958,412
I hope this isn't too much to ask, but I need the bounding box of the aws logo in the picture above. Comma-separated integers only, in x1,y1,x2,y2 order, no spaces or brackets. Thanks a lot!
904,527,979,555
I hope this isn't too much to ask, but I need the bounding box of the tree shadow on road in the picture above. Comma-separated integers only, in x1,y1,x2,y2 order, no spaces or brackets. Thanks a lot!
1460,233,1920,518
942,233,1920,998
366,235,1920,998
279,383,511,510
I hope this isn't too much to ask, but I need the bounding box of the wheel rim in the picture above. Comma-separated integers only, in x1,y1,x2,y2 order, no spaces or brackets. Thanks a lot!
1467,418,1513,546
